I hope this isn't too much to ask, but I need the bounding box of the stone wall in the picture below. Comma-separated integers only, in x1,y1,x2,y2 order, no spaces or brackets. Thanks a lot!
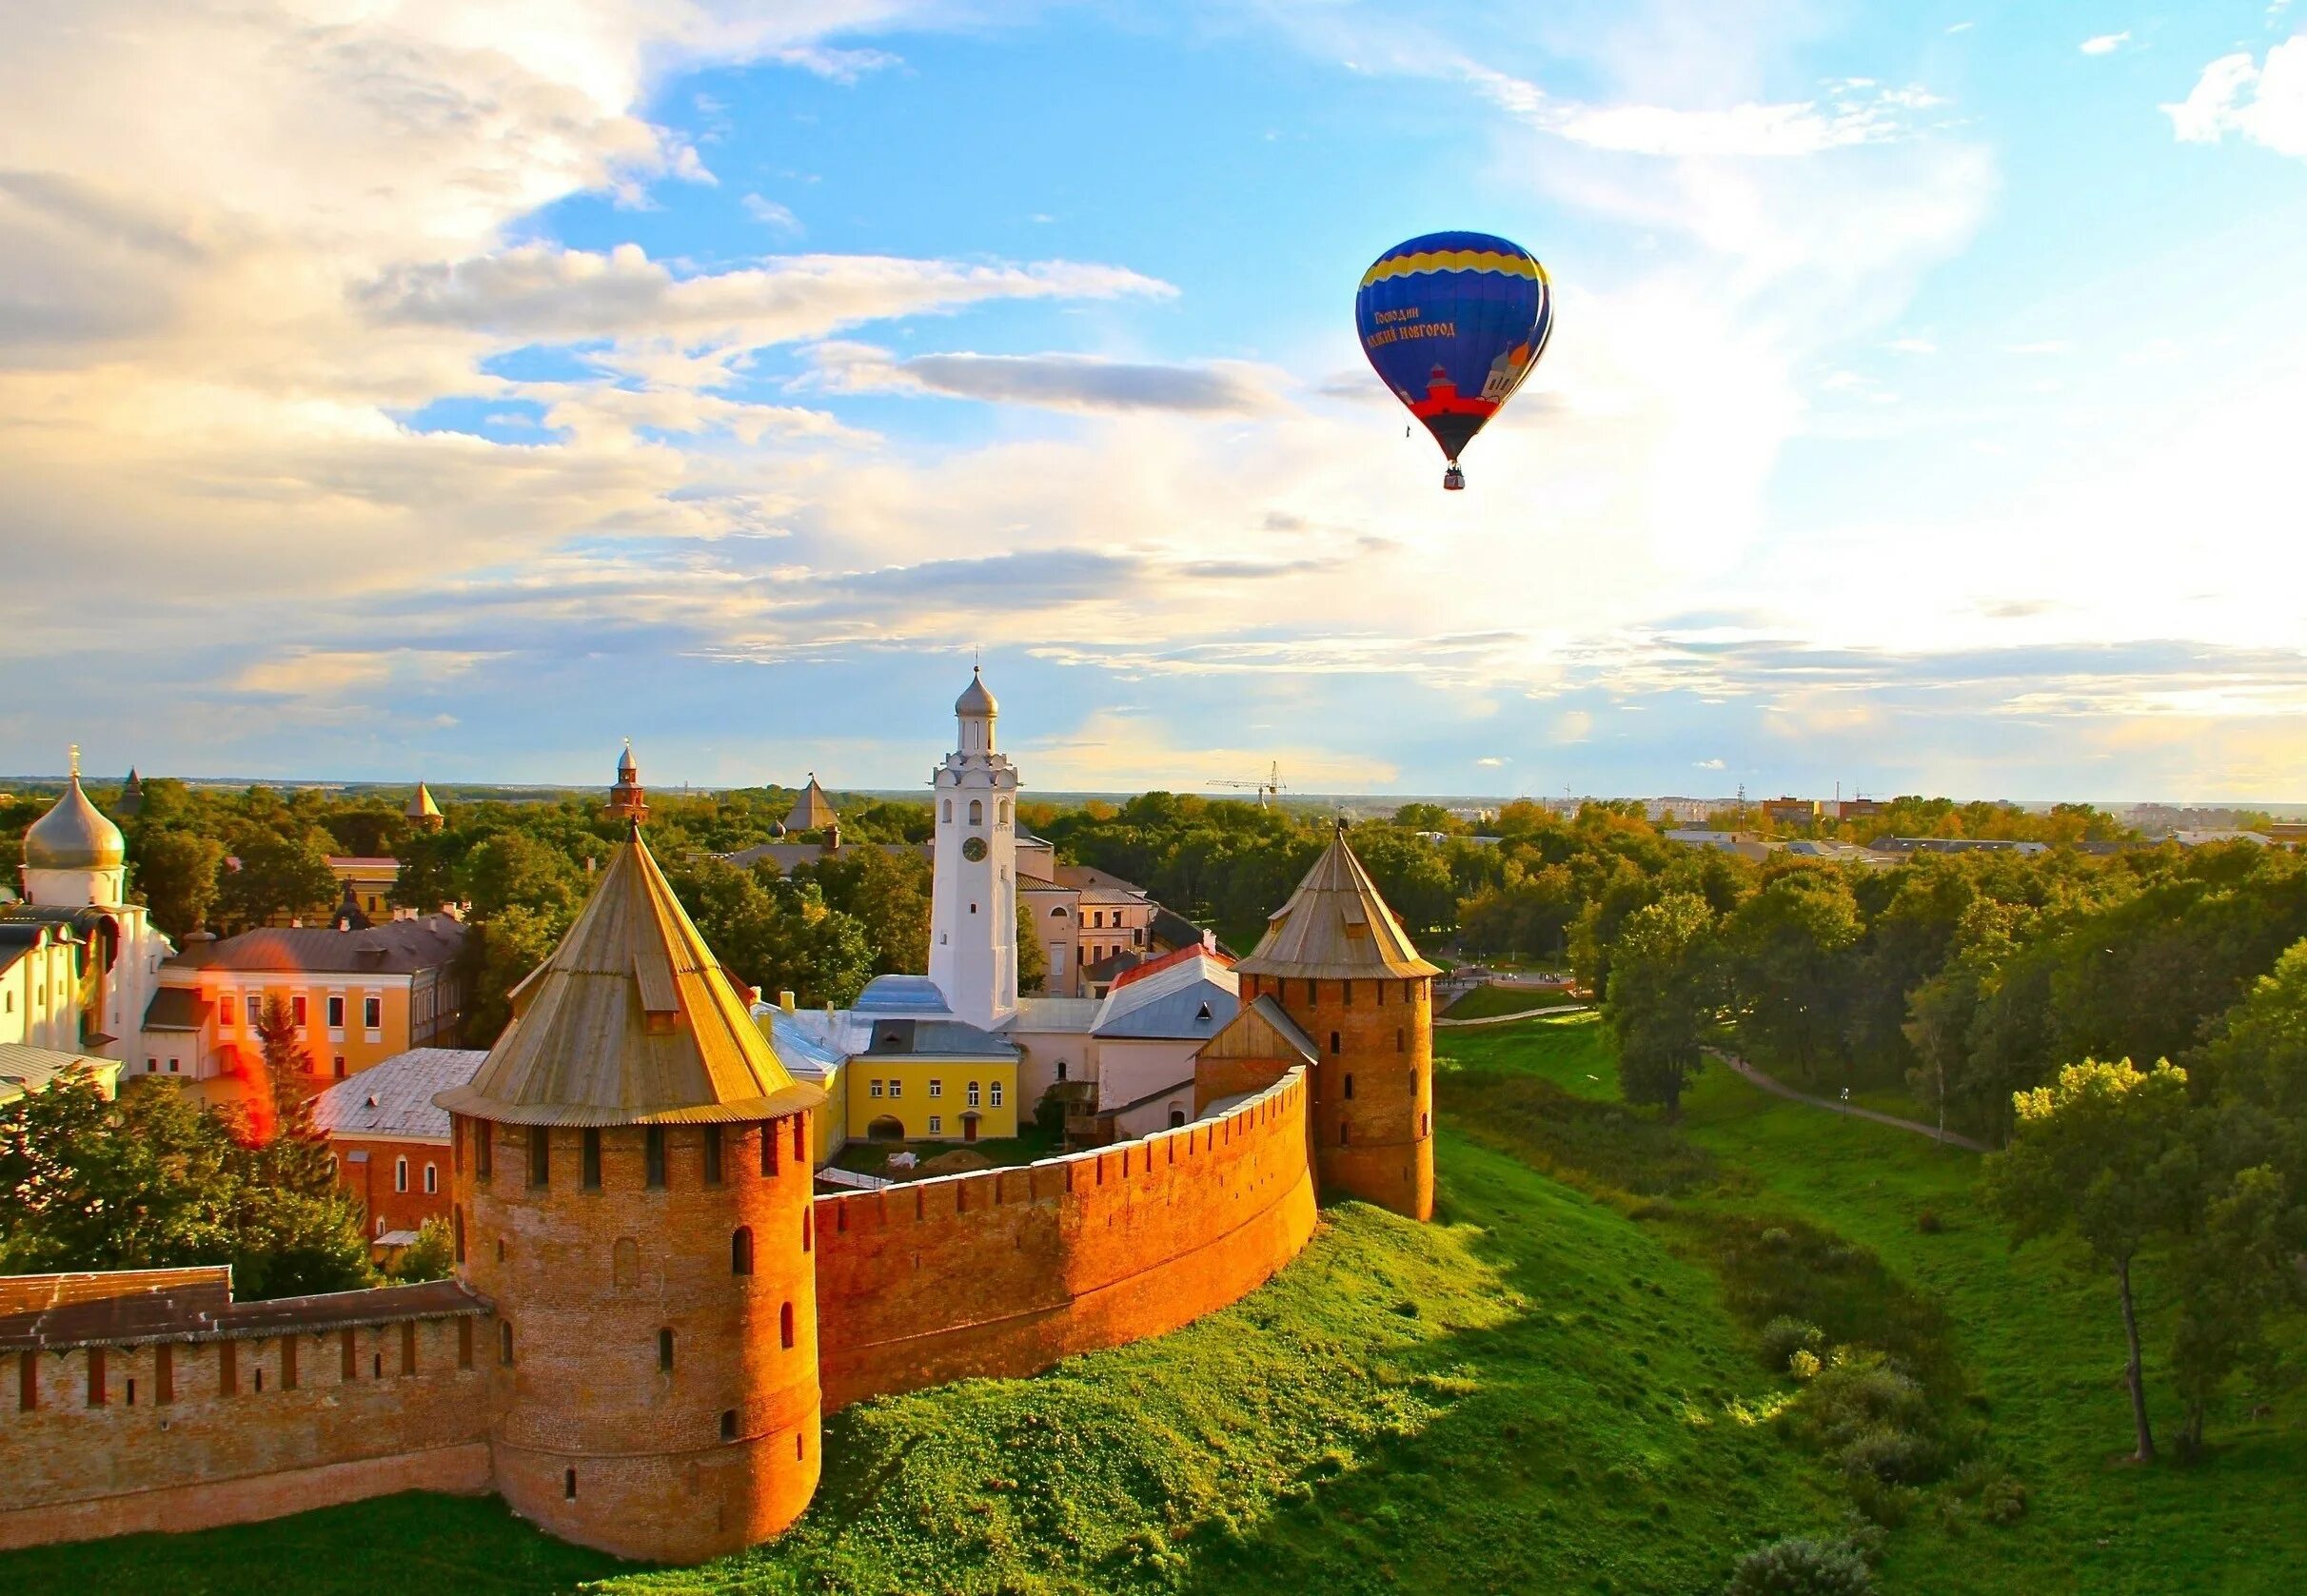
813,1067,1316,1409
2,1315,489,1550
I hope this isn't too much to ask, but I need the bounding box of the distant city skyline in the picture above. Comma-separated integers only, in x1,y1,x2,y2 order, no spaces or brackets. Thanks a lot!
7,5,2307,798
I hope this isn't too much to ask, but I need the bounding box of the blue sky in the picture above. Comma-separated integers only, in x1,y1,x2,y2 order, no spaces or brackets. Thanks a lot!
4,2,2306,798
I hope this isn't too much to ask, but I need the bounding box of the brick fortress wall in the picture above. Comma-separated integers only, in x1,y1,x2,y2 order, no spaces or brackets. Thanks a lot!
812,1066,1317,1409
2,1308,490,1550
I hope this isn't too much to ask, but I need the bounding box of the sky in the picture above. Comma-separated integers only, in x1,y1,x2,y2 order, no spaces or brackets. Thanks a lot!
5,1,2306,801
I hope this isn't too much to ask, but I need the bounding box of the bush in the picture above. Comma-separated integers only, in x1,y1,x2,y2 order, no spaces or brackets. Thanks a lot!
1979,1474,2028,1526
1915,1209,1944,1234
1723,1536,1877,1596
1788,1349,1822,1381
1760,1226,1795,1251
1759,1315,1824,1370
1839,1427,1942,1486
1784,1353,1932,1453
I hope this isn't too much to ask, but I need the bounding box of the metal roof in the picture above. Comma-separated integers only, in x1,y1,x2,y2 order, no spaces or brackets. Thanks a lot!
1092,951,1239,1040
784,775,838,833
854,974,955,1015
309,1048,485,1142
857,1015,1019,1060
1000,996,1102,1034
0,1044,121,1105
23,771,126,870
1233,830,1442,981
0,1271,485,1354
142,986,209,1032
435,831,823,1128
167,915,467,976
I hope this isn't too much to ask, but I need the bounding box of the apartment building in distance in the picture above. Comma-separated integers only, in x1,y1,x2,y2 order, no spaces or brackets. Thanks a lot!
138,916,468,1094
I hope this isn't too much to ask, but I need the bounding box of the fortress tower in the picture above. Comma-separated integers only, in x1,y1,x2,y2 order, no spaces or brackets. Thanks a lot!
928,667,1019,1030
436,799,826,1563
1234,825,1440,1220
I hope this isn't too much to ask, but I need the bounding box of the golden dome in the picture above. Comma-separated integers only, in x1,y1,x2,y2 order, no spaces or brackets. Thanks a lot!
24,768,126,871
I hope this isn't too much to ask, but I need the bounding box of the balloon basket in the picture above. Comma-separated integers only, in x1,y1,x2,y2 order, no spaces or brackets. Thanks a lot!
1443,465,1466,491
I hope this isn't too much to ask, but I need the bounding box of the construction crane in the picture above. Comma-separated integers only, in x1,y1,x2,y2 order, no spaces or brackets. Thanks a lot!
1209,761,1287,809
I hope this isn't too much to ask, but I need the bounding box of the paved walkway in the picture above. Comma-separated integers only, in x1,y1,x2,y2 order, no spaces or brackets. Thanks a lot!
1434,1003,1593,1030
1709,1049,1987,1153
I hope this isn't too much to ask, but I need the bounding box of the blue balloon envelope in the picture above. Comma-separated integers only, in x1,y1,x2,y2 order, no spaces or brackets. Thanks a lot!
1354,230,1552,489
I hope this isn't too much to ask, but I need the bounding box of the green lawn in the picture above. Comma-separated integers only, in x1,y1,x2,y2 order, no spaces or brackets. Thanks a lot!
828,1120,1062,1181
1438,982,1586,1020
8,1012,2297,1594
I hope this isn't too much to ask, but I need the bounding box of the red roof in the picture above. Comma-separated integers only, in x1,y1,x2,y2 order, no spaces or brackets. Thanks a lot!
1110,941,1233,991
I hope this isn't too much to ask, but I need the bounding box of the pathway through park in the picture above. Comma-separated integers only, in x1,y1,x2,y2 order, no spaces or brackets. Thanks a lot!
1710,1049,1988,1153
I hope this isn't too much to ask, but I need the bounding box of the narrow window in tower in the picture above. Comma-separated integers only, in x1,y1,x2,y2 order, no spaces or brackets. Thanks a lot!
1306,979,1318,1006
157,1344,173,1404
86,1348,106,1408
424,1163,438,1194
702,1125,723,1186
801,1208,813,1253
1055,1060,1068,1082
528,1126,549,1188
475,1122,492,1181
1396,1029,1406,1053
452,1116,463,1175
1343,980,1352,1007
395,1155,408,1192
1376,981,1386,1006
645,1126,667,1188
582,1128,601,1190
1422,1112,1430,1136
452,1206,464,1263
942,799,952,823
499,1322,513,1366
969,799,982,825
780,1302,796,1350
731,1227,754,1275
659,1329,675,1371
563,1468,577,1502
720,1409,738,1441
1340,1121,1351,1146
794,1115,806,1164
761,1119,780,1176
1330,1032,1341,1055
1344,1074,1354,1100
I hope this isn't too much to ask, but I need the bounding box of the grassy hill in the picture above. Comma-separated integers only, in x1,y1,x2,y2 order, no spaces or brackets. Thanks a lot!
4,1014,2298,1594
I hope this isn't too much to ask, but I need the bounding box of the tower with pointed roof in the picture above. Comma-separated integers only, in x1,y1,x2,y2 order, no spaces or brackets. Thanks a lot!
607,740,647,827
928,667,1018,1031
783,774,837,836
1233,825,1441,1220
405,780,444,832
436,767,826,1564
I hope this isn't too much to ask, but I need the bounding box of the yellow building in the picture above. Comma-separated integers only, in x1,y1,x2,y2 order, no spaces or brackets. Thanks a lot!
759,975,1019,1148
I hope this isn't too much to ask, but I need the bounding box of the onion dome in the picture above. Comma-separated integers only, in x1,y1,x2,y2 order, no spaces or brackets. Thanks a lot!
24,765,126,871
435,828,823,1127
1234,825,1441,981
956,667,997,719
618,739,639,776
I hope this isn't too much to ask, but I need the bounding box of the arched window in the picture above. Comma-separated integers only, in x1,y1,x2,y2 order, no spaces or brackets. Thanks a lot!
394,1156,408,1192
731,1227,754,1276
779,1302,796,1350
1051,905,1069,917
424,1163,438,1194
1055,1060,1068,1082
999,799,1011,825
942,799,953,822
969,798,983,825
499,1321,513,1366
1169,1107,1186,1129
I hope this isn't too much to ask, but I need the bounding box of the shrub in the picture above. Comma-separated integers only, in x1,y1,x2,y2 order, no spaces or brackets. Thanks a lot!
1915,1209,1944,1234
1759,1316,1824,1370
1723,1536,1877,1596
1839,1427,1941,1486
1979,1474,2028,1526
1760,1226,1795,1251
1784,1353,1932,1453
1788,1349,1822,1381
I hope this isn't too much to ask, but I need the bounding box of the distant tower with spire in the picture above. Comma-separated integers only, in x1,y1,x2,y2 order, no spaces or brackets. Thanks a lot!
405,780,444,832
928,666,1018,1030
608,739,648,828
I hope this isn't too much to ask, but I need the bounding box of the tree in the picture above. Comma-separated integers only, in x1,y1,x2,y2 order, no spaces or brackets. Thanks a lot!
1016,897,1049,995
390,827,463,914
458,903,572,1047
133,829,225,939
1987,1058,2194,1462
218,832,339,927
2166,1158,2301,1456
797,845,931,975
1605,892,1719,1118
384,1215,457,1284
1724,871,1863,1084
459,830,583,920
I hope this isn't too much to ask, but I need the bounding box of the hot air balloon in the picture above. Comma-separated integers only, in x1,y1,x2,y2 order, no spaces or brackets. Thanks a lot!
1354,230,1552,490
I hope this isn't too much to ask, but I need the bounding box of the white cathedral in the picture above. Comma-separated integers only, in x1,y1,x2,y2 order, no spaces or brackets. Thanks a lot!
760,668,1253,1156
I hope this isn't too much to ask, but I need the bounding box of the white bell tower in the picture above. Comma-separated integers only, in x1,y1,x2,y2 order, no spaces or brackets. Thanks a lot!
928,667,1018,1030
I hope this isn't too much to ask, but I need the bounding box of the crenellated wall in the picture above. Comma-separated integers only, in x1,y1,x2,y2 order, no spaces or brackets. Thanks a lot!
1,1313,490,1550
812,1067,1317,1409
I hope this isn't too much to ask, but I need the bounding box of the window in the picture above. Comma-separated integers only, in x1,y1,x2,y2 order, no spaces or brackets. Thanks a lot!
168,1057,179,1074
1331,1032,1341,1055
1169,1108,1186,1128
395,1156,409,1192
327,995,345,1029
528,1126,550,1187
292,995,307,1027
888,1079,902,1099
147,1057,156,1072
1051,905,1068,917
929,1077,942,1099
1377,982,1387,1007
731,1227,754,1275
801,1209,812,1252
779,1302,795,1350
1396,1029,1406,1054
969,798,983,825
942,799,952,822
928,1114,942,1134
760,1120,780,1176
659,1329,675,1371
475,1123,492,1181
721,1409,739,1441
1343,1074,1354,1100
1055,1060,1068,1082
702,1125,723,1186
1093,911,1104,929
424,1163,438,1194
794,1115,807,1164
86,1348,106,1408
564,1469,577,1502
869,1078,882,1098
499,1322,513,1366
645,1126,667,1188
966,1081,980,1108
1342,981,1352,1007
333,1056,345,1079
365,995,382,1030
582,1129,601,1190
1340,1122,1351,1146
990,1081,1003,1108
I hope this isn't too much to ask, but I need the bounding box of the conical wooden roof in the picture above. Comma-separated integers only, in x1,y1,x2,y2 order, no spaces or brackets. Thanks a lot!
1234,829,1441,981
436,829,823,1127
405,782,442,821
784,775,837,833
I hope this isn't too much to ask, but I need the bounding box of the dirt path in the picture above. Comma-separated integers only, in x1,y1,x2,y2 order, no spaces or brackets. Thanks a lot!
1433,1003,1593,1030
1709,1049,1988,1153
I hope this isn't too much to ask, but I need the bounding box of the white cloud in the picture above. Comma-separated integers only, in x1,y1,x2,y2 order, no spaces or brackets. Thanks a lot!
1693,758,1726,770
1460,64,1944,158
2080,32,2130,56
2165,35,2307,157
1475,756,1508,767
742,194,802,231
805,343,1276,413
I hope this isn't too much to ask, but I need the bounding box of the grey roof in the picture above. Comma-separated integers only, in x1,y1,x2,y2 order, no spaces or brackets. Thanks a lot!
0,1273,484,1354
1053,863,1149,903
0,1044,120,1104
1243,994,1319,1064
310,1049,486,1143
784,776,838,833
856,1015,1019,1060
1001,996,1102,1034
1092,953,1239,1040
956,667,997,718
168,915,467,976
757,1006,865,1080
142,987,210,1032
855,975,955,1015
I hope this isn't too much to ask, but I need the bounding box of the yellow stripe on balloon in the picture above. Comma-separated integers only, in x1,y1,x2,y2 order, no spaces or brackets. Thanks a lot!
1360,250,1547,288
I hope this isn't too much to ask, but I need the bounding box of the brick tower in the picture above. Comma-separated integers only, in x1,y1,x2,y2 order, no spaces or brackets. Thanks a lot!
436,809,825,1564
1233,825,1441,1220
